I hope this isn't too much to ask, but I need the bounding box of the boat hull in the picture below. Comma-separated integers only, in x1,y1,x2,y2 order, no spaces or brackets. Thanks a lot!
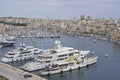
0,42,15,47
40,56,98,75
21,62,46,72
1,56,34,63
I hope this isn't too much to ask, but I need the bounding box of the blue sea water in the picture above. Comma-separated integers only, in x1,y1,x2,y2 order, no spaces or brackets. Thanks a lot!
0,34,120,80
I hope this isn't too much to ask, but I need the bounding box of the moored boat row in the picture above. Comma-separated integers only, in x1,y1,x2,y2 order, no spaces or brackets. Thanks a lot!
21,40,98,75
1,40,98,75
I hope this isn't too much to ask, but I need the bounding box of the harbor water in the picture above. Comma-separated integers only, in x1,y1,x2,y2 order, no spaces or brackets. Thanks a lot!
0,34,120,80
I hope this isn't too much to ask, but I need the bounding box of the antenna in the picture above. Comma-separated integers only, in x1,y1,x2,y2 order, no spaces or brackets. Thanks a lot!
31,38,36,47
78,37,80,50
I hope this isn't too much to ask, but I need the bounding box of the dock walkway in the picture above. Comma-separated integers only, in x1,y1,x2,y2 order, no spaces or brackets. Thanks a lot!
0,62,46,80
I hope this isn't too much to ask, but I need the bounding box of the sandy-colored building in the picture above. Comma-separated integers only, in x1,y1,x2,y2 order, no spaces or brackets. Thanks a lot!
0,24,5,34
111,28,120,41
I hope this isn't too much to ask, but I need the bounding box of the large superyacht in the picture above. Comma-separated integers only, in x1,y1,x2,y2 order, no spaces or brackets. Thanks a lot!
22,40,98,73
1,43,43,62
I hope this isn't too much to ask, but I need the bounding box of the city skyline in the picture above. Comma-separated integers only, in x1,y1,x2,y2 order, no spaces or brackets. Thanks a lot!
0,0,120,19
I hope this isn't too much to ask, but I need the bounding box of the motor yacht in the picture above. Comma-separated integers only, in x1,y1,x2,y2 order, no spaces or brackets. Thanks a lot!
40,55,98,75
40,48,98,75
0,37,15,46
0,35,16,47
1,44,43,62
22,40,98,73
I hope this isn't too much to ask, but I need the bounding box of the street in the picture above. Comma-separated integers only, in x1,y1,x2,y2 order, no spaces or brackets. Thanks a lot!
0,62,46,80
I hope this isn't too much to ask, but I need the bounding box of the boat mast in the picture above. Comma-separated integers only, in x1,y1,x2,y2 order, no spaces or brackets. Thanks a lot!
31,38,36,47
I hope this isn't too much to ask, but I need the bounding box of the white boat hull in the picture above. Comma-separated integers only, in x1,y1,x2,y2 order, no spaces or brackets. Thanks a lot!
40,56,98,75
1,56,34,63
21,62,46,71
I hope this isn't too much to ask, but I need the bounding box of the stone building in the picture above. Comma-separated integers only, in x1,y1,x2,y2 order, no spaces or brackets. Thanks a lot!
111,28,120,41
0,24,6,34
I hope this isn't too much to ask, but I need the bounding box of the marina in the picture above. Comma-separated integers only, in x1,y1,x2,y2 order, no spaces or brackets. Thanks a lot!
0,0,120,79
0,34,120,80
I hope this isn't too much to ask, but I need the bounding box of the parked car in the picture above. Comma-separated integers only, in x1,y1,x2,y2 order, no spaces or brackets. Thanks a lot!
24,73,32,78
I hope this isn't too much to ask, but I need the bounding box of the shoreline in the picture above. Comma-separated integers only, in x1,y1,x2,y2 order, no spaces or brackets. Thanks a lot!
65,32,120,45
0,17,120,45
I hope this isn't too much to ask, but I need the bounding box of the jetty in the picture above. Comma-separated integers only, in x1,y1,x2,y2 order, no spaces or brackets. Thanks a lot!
0,62,47,80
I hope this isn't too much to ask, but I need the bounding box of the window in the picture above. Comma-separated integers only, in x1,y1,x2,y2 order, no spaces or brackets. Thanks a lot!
69,62,74,66
46,61,50,63
8,53,15,55
46,56,52,59
57,58,65,61
51,50,57,54
18,55,23,57
75,52,79,54
20,51,31,54
4,56,13,58
69,53,73,56
58,54,67,57
34,49,38,51
69,49,73,51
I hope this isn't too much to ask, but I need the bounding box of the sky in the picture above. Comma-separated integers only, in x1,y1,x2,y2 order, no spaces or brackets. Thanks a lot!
0,0,120,19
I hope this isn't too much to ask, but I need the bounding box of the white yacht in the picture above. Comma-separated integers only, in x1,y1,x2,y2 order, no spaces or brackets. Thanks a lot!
0,37,15,46
0,35,16,47
1,44,43,62
22,40,98,72
41,54,98,75
40,49,98,75
4,35,16,41
22,40,80,71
